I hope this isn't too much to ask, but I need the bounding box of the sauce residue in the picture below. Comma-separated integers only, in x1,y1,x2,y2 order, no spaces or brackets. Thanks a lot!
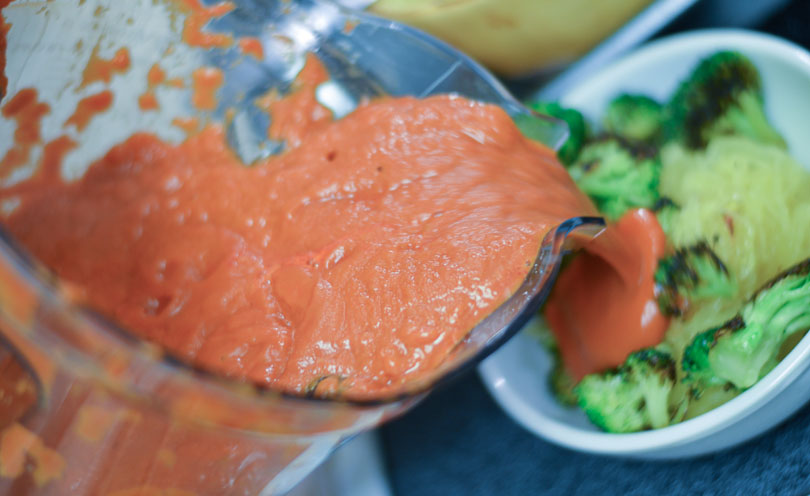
238,37,263,61
138,92,159,111
0,423,64,486
147,63,166,86
261,54,332,147
63,90,113,131
0,347,37,430
190,67,223,111
80,46,131,88
545,208,669,379
1,74,596,397
0,88,49,178
139,63,181,111
0,0,11,98
171,116,200,135
179,0,234,49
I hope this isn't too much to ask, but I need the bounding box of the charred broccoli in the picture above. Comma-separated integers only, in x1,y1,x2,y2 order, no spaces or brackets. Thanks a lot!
527,101,587,165
550,358,579,407
604,94,663,143
575,348,685,433
568,136,660,220
663,51,786,149
683,258,810,390
654,242,737,317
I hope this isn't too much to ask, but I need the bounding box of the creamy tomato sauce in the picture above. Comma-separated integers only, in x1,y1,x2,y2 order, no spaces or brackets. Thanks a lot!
545,208,669,380
2,88,596,398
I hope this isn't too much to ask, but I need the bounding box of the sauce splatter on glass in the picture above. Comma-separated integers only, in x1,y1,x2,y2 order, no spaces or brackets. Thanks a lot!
179,0,234,49
0,88,49,178
63,90,113,131
238,37,263,60
80,46,131,88
190,67,223,111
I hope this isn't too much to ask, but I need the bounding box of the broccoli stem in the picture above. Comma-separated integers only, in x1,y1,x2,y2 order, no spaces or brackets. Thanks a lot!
683,259,810,389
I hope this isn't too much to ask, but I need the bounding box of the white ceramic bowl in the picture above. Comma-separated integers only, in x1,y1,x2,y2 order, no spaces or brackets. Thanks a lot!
478,29,810,459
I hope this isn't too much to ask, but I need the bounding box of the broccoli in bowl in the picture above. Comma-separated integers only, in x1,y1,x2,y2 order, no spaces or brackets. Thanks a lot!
526,51,810,434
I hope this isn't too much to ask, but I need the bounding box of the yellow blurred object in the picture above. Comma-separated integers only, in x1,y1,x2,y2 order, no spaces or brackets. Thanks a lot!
369,0,655,77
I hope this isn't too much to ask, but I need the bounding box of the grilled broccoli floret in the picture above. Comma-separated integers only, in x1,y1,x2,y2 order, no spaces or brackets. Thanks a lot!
654,242,737,317
568,136,660,220
575,348,685,433
683,259,810,390
550,359,579,406
527,101,587,165
663,51,786,149
604,94,663,143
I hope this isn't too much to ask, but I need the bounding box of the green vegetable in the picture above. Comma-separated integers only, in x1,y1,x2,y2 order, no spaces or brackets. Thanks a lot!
527,101,587,165
575,348,686,433
604,93,663,143
568,136,660,220
663,51,786,149
529,317,579,406
652,197,679,238
683,258,810,390
550,359,579,407
654,242,737,317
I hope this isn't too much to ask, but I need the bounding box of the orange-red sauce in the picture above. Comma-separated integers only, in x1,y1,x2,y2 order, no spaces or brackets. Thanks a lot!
261,54,332,146
0,423,64,485
190,67,223,111
0,0,11,98
171,116,200,135
139,64,175,111
179,0,234,49
238,37,263,61
138,92,159,111
1,84,596,397
0,88,49,179
0,347,37,429
63,90,113,131
545,208,669,379
147,63,166,86
80,46,131,88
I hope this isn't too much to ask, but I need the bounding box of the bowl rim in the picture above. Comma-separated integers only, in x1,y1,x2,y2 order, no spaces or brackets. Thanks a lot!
478,28,810,455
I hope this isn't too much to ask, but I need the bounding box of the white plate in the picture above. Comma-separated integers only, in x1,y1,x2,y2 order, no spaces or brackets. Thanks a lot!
479,29,810,459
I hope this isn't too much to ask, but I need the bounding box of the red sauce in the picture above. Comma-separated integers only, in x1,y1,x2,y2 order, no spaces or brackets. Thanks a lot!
147,64,166,86
545,208,669,379
138,92,159,111
343,19,358,35
0,0,11,98
1,87,596,397
238,37,263,61
0,88,49,179
166,77,185,89
63,90,113,131
261,54,332,147
0,423,64,485
0,347,37,429
171,116,200,135
179,0,234,49
190,67,223,111
81,46,131,88
139,64,174,111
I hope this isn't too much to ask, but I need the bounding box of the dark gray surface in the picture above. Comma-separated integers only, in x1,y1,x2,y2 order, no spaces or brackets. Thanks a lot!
381,1,810,494
382,374,810,495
